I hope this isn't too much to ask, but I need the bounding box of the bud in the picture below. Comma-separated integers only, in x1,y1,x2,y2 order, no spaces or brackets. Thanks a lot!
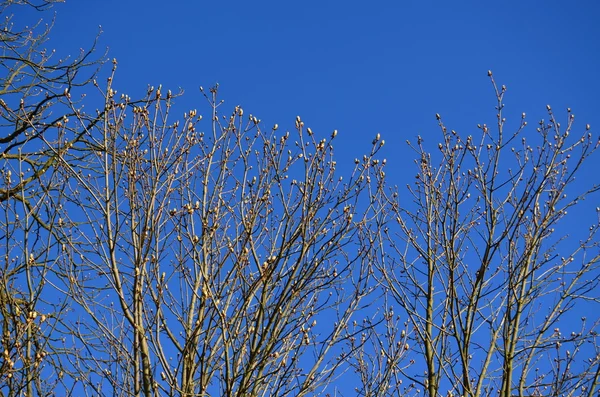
487,70,492,76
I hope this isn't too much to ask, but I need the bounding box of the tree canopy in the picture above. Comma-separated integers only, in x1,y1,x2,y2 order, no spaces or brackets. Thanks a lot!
1,2,599,397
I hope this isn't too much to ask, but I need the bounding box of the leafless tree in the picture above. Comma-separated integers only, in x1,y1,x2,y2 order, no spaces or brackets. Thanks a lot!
0,0,103,395
0,0,102,202
1,3,389,396
374,72,600,397
3,3,599,397
45,60,387,396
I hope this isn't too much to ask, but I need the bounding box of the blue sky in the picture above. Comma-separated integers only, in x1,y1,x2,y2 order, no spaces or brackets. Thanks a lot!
34,0,600,184
7,1,600,394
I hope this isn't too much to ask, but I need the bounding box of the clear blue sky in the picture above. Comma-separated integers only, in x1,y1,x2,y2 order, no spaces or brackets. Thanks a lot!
9,1,600,394
30,0,600,185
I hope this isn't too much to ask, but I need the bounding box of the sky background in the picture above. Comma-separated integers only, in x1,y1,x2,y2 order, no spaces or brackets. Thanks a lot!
7,1,600,394
27,0,599,190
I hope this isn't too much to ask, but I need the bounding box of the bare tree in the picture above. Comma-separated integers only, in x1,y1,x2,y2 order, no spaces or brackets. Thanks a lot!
3,3,599,397
46,63,387,396
0,1,103,395
0,3,389,396
375,72,600,397
0,0,102,202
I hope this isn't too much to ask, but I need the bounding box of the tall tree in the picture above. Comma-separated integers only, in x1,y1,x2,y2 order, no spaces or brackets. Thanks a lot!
2,3,599,397
374,73,600,397
1,3,388,396
0,1,103,395
52,75,386,396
